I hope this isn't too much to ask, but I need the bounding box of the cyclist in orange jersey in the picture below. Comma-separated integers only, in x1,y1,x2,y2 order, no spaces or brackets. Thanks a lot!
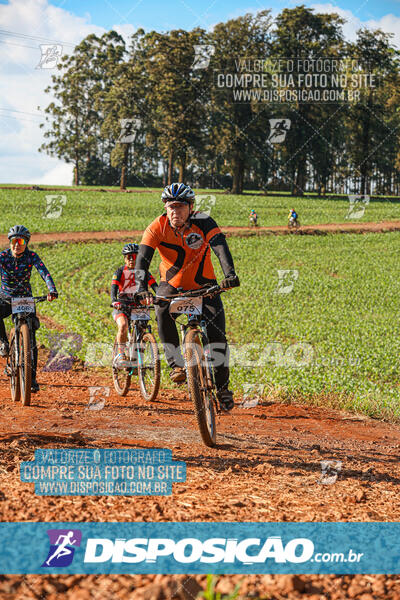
135,183,240,412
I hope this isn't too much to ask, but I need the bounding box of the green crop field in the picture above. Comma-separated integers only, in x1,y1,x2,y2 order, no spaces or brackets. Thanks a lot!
0,188,400,234
26,232,400,421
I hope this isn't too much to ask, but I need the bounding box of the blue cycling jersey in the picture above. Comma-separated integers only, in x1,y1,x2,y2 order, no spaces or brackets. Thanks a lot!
0,248,57,298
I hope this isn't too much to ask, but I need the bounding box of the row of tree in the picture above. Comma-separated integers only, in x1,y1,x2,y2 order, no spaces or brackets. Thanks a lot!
39,6,400,195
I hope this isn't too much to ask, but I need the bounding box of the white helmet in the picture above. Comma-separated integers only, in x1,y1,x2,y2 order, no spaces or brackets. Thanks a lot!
162,183,195,204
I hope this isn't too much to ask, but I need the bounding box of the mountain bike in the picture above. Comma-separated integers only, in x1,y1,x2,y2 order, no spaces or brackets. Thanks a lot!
249,215,258,227
4,295,48,406
111,300,160,401
288,217,300,230
155,284,225,448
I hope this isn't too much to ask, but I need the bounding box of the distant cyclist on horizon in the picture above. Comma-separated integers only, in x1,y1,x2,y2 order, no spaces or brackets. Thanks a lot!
249,209,258,226
288,208,298,225
134,183,240,412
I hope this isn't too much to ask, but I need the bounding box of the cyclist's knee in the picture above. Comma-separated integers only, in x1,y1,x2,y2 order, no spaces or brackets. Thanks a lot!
116,315,128,331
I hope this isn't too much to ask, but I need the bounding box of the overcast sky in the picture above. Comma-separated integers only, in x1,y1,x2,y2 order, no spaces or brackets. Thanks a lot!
1,0,399,185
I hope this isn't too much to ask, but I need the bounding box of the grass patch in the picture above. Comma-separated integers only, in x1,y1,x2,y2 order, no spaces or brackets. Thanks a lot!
23,232,400,420
1,189,400,234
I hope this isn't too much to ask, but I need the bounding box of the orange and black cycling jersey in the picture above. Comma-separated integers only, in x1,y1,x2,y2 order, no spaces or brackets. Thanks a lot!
136,212,235,291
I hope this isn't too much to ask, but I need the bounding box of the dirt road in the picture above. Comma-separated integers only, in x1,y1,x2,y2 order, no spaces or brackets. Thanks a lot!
1,356,400,598
2,220,400,247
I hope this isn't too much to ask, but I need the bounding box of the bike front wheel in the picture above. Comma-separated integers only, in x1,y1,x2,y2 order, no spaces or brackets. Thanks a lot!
138,331,160,402
19,323,32,407
112,339,131,396
9,328,20,402
184,328,216,447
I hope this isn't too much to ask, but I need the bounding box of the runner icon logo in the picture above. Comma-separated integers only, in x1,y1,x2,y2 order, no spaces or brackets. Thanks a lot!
41,529,82,567
318,460,342,485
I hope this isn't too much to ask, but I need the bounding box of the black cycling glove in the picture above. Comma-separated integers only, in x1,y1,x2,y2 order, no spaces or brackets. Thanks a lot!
134,290,153,303
220,274,240,289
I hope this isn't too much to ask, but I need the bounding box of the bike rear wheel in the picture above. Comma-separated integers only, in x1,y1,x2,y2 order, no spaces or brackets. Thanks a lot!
138,331,160,402
9,328,20,402
184,328,216,447
112,339,131,396
19,323,32,407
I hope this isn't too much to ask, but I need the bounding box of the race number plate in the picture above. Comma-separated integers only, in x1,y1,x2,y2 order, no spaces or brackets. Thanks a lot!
130,308,150,321
11,297,35,314
169,297,203,315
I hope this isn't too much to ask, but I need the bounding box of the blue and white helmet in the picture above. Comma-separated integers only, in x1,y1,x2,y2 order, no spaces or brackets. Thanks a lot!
161,183,195,204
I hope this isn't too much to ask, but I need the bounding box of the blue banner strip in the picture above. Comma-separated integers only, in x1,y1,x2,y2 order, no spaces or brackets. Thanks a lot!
0,522,399,574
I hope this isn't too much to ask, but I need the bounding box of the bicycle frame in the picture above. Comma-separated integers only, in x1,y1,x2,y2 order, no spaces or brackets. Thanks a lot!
114,301,154,373
158,285,224,408
7,296,47,372
180,316,216,397
127,318,152,372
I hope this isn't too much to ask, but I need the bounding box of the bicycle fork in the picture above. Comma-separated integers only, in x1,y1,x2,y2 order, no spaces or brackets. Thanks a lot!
4,327,18,377
182,322,217,407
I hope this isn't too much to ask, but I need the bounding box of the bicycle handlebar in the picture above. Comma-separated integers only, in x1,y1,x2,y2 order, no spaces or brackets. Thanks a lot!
110,300,155,309
154,284,224,303
2,294,49,304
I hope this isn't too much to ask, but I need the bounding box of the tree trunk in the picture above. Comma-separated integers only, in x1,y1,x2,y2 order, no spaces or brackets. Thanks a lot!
120,144,129,190
162,162,168,187
168,149,174,185
360,95,372,196
294,155,306,196
73,161,79,186
178,153,186,182
232,155,244,194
